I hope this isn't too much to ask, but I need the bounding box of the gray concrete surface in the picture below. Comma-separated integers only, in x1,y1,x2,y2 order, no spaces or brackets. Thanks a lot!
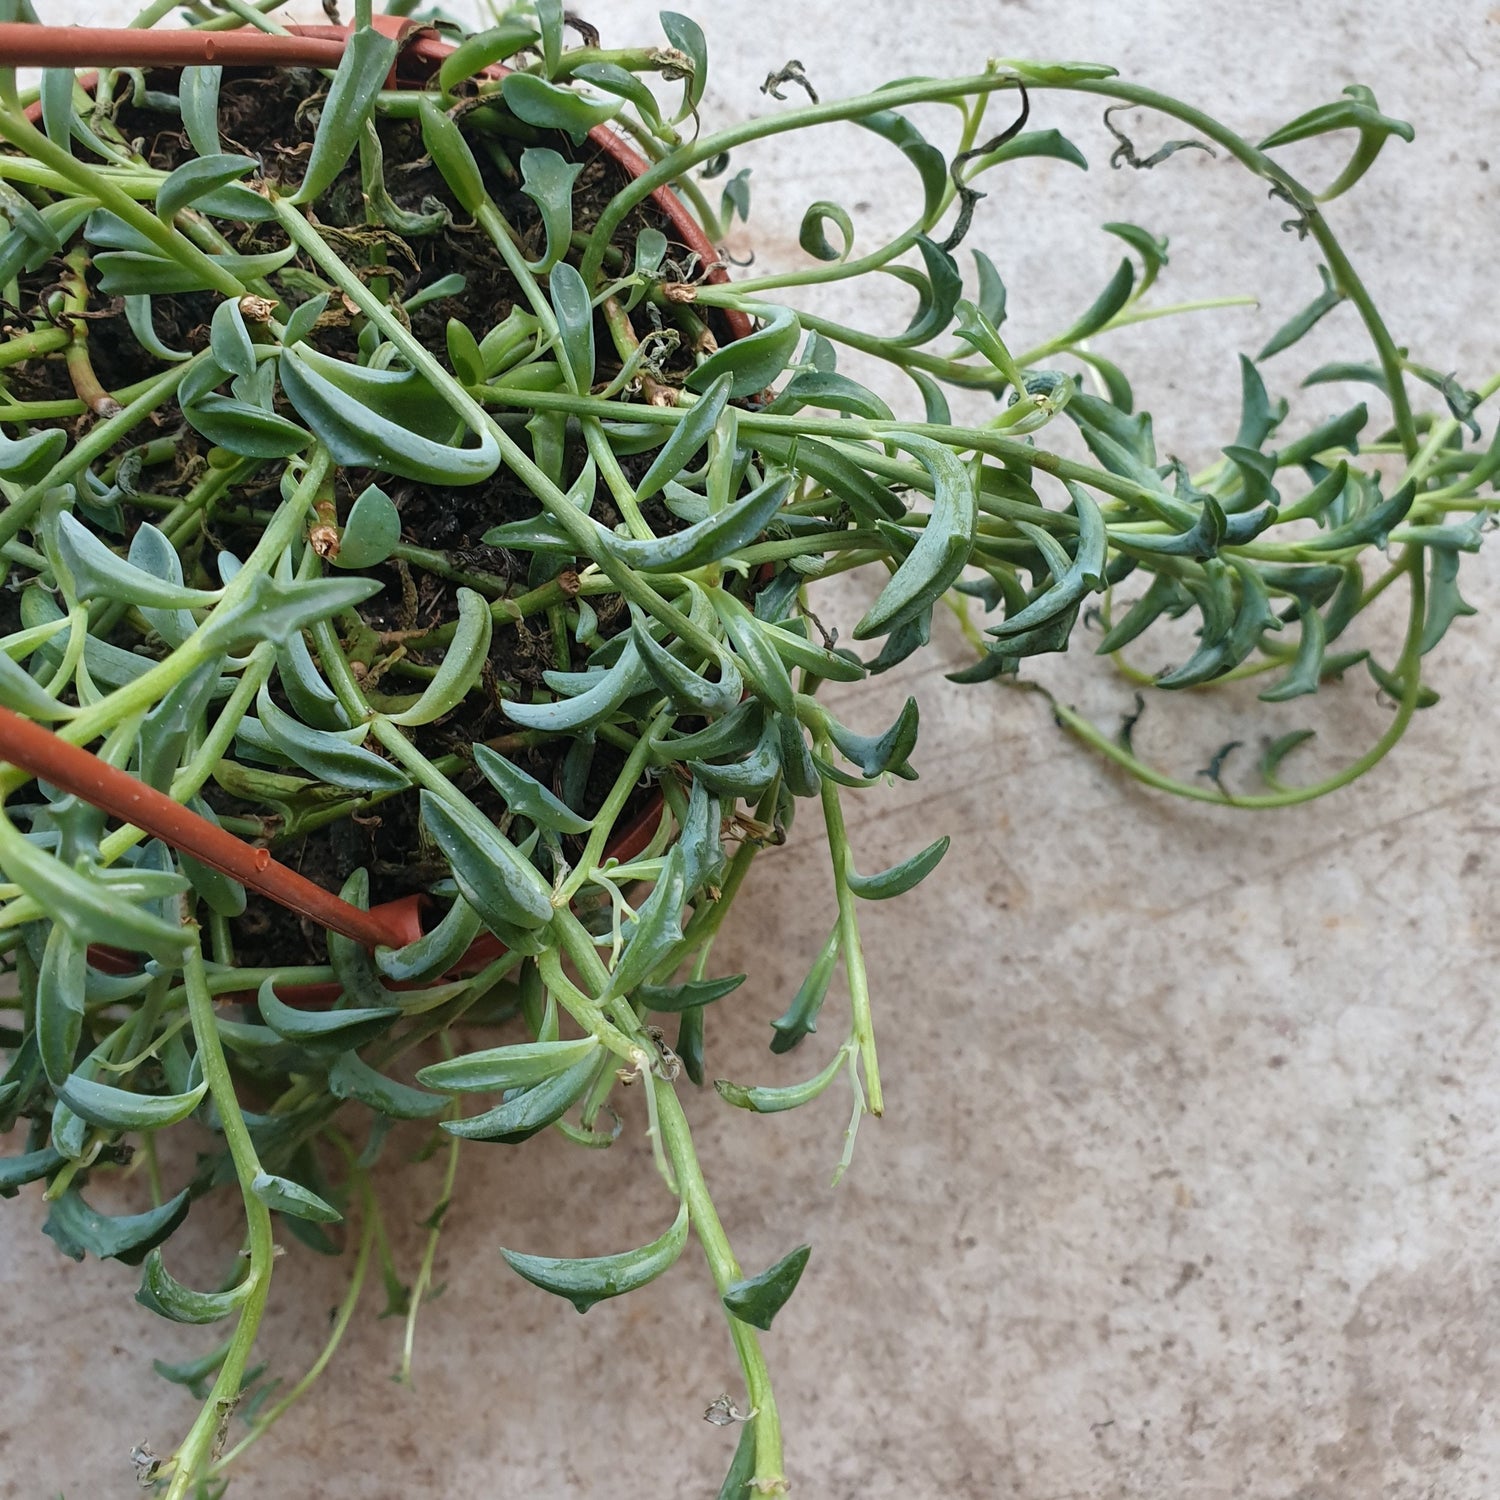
5,3,1500,1497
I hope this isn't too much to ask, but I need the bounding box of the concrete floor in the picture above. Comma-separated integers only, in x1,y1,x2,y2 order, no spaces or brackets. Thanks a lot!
5,3,1500,1496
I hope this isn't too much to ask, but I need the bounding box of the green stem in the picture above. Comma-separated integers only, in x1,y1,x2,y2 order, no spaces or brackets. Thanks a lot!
167,945,275,1500
815,755,882,1117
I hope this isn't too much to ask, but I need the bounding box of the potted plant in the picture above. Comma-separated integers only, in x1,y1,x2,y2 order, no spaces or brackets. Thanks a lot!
0,4,1492,1495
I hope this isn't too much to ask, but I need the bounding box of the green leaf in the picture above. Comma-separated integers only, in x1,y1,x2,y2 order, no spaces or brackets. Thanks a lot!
722,1244,810,1330
39,69,75,155
769,924,838,1053
1053,257,1134,344
887,235,962,346
472,743,592,836
1302,479,1414,551
712,591,796,716
797,199,855,261
57,1075,206,1131
0,650,72,721
417,95,488,215
281,293,329,349
659,10,708,116
518,148,584,273
548,261,595,392
502,641,649,733
208,295,256,380
853,433,978,639
55,512,218,609
279,342,499,485
417,1037,600,1093
254,684,409,792
0,424,66,484
1259,84,1414,200
292,26,400,205
826,696,919,779
377,894,485,984
688,712,781,799
500,1201,689,1313
443,1048,603,1142
35,922,85,1088
157,153,257,221
638,973,746,1012
137,1250,251,1324
437,21,540,91
178,66,221,158
717,1420,758,1500
1258,265,1344,361
632,613,742,716
854,108,946,220
535,0,564,74
686,303,801,399
256,976,400,1050
986,127,1088,173
334,482,401,569
420,790,556,932
328,1052,446,1119
1103,221,1168,292
1,828,188,961
202,572,382,651
574,61,672,138
758,619,865,685
715,1045,845,1113
606,844,689,1001
501,73,621,142
0,1146,63,1195
446,316,485,386
189,391,311,458
987,485,1107,639
93,246,296,297
251,1170,342,1223
846,835,949,900
386,587,492,726
599,473,791,573
634,375,731,503
43,1185,189,1265
1258,606,1327,702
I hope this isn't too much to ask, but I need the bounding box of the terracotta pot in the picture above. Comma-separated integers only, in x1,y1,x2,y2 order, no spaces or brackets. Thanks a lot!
1,25,743,995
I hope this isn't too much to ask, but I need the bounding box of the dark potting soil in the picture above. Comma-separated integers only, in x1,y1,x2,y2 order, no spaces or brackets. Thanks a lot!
1,64,720,970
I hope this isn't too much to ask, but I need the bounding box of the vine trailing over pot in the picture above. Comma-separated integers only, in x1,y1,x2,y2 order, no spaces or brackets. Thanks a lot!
0,1,1493,1494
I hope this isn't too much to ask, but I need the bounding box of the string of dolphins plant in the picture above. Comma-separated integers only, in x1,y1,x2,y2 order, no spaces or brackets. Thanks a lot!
0,1,1493,1494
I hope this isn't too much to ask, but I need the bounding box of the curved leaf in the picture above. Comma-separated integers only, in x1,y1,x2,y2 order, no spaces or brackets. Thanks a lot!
442,1048,602,1142
685,303,800,399
518,148,584,273
137,1249,252,1324
853,433,978,639
256,976,400,1050
279,343,499,485
598,473,792,573
722,1243,810,1330
254,685,409,792
419,791,556,931
501,73,622,141
56,1075,206,1131
386,587,492,726
292,27,400,205
157,153,257,221
251,1170,342,1223
845,834,949,900
327,1051,446,1120
500,1201,689,1313
417,1036,600,1093
472,743,592,836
